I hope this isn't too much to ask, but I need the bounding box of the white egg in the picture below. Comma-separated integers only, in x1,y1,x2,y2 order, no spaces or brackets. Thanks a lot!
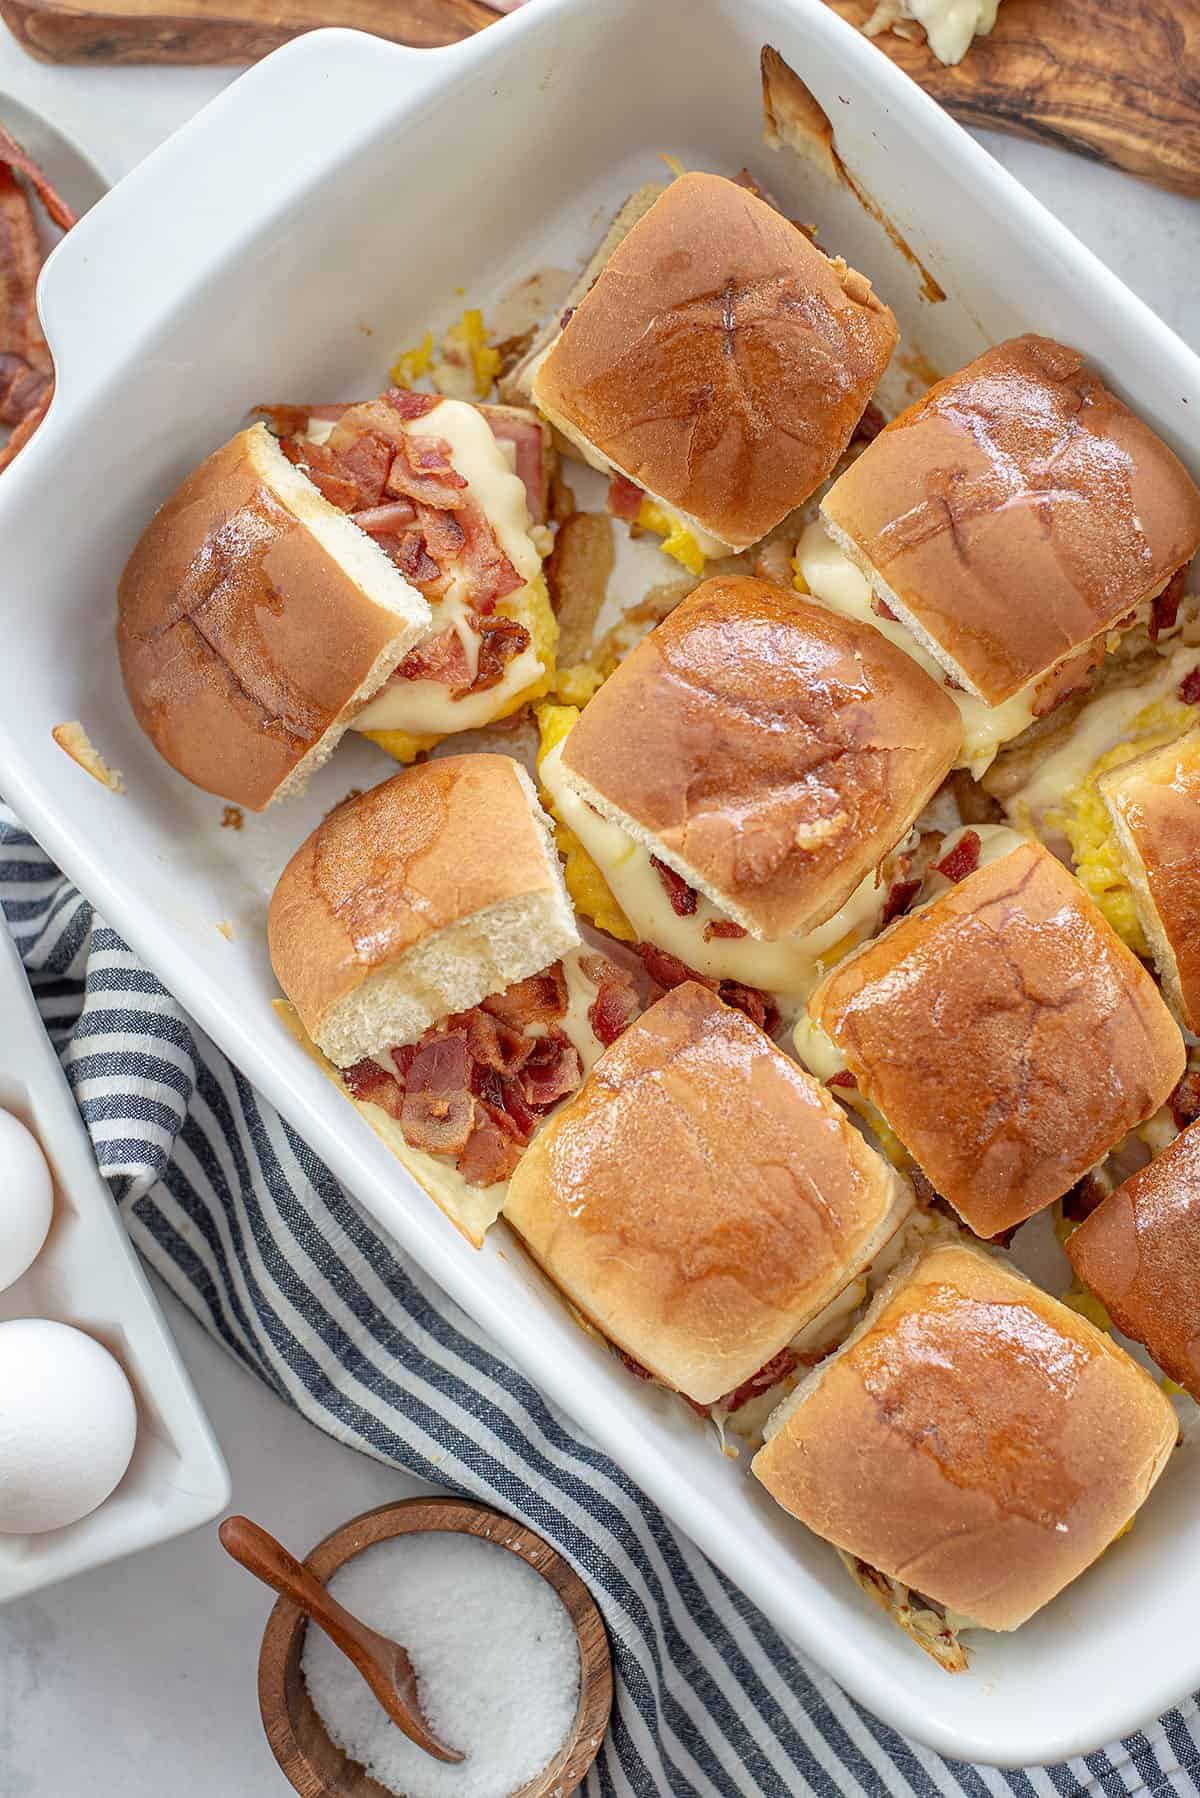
0,1319,138,1533
0,1111,53,1293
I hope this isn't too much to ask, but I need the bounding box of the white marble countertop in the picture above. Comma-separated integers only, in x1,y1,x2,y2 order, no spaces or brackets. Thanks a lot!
0,31,1195,1797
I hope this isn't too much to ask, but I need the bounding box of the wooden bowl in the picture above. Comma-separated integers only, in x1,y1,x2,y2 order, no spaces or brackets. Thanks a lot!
256,1496,613,1798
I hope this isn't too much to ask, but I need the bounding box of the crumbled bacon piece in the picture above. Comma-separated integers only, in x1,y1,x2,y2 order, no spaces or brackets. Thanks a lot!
1150,567,1187,642
1170,1071,1200,1132
343,1058,404,1119
400,1088,475,1155
458,1114,524,1186
352,500,418,534
383,387,442,419
559,307,575,331
1180,666,1200,707
587,959,641,1046
650,855,698,916
607,473,644,522
1061,1172,1111,1224
703,919,747,941
521,1030,583,1108
387,433,470,509
405,1030,472,1096
277,437,364,512
635,943,780,1034
880,877,921,926
933,830,981,884
827,1069,858,1090
453,504,524,610
0,351,49,426
468,614,531,694
254,402,349,436
1033,642,1104,717
392,626,473,689
852,401,886,446
482,962,568,1028
872,596,898,622
719,1348,798,1417
460,1008,532,1076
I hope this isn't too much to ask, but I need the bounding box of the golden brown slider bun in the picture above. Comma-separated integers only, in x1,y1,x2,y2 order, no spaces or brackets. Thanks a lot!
118,425,430,810
1100,728,1200,1031
268,755,578,1067
1068,1121,1200,1400
810,842,1185,1238
503,981,913,1408
558,575,962,940
821,336,1200,706
752,1240,1177,1633
533,173,898,550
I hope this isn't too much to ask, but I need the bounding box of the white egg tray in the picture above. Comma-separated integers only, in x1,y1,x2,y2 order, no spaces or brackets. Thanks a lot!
0,920,229,1601
0,0,1198,1758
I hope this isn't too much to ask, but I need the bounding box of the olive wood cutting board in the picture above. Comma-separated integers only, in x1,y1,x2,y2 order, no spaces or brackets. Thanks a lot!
1,0,1198,198
822,0,1200,196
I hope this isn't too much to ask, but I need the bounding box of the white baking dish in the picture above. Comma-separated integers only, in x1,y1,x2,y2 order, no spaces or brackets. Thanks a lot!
0,0,1197,1760
0,922,229,1600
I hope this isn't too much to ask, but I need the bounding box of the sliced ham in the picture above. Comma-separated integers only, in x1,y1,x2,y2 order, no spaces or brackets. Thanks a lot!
607,473,644,522
480,408,548,524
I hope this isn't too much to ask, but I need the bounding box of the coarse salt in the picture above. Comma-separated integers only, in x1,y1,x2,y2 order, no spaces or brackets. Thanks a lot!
302,1530,581,1798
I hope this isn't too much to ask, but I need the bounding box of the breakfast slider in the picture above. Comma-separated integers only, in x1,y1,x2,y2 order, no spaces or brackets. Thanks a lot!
269,755,640,1244
529,172,898,558
1067,1120,1200,1401
503,981,914,1413
538,575,962,1002
799,840,1184,1238
797,336,1200,774
118,423,432,810
1098,727,1200,1031
752,1240,1177,1669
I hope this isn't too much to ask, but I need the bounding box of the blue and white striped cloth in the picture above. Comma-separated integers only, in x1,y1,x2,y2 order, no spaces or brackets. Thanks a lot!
2,798,1197,1798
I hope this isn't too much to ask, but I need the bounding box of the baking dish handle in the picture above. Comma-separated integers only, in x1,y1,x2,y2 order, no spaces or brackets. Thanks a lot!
33,28,461,410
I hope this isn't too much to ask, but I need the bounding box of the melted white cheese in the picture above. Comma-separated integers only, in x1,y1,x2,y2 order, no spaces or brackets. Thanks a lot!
352,398,545,735
865,0,999,64
1005,642,1200,824
796,521,1038,778
541,740,885,996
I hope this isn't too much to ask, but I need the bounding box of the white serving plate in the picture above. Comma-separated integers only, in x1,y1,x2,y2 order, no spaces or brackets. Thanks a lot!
0,0,1197,1760
0,921,229,1600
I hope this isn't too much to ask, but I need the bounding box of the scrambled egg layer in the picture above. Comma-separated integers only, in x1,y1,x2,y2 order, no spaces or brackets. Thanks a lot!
1049,699,1196,953
637,499,706,576
364,572,558,766
534,704,634,941
390,309,500,399
553,661,607,708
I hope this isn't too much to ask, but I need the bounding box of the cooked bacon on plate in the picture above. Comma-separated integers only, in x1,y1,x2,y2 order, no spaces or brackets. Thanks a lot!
635,942,779,1035
650,855,698,916
932,830,980,884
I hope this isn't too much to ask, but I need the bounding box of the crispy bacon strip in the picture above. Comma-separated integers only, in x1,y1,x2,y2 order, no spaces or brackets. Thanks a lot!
1180,666,1200,707
585,956,641,1046
469,614,531,693
482,963,568,1029
719,1347,798,1417
0,377,50,474
635,943,778,1035
383,387,442,420
0,122,77,232
388,433,469,509
607,473,644,522
851,401,886,446
827,1069,858,1090
932,830,980,884
704,919,747,940
254,402,350,436
0,351,50,426
0,167,43,373
650,855,698,917
392,626,473,690
352,499,418,533
1150,567,1187,642
1170,1071,1200,1132
880,877,921,926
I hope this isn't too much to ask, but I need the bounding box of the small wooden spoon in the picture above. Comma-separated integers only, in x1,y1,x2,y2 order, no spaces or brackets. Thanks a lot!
219,1514,464,1765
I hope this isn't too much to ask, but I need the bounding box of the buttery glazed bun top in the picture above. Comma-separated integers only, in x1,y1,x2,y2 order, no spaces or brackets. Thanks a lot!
751,1241,1177,1631
1068,1121,1200,1400
821,335,1200,704
811,842,1185,1238
503,982,913,1407
534,173,898,549
118,425,430,810
268,755,577,1065
558,576,962,940
1101,728,1200,1033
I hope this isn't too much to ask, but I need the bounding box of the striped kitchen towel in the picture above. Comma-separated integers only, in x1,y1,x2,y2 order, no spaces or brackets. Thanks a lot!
2,799,1197,1798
